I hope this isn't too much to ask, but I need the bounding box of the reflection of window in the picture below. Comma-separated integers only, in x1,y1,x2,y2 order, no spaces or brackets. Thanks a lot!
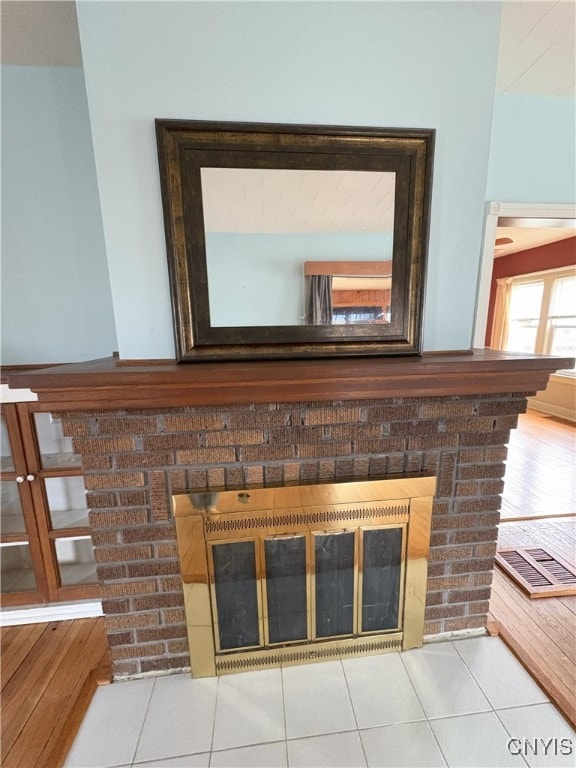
333,306,384,324
494,268,576,372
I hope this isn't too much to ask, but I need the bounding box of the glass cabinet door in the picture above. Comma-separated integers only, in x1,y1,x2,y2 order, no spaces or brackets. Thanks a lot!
0,480,27,535
1,543,37,593
1,402,99,606
54,536,98,587
44,477,90,530
1,413,15,472
33,413,82,470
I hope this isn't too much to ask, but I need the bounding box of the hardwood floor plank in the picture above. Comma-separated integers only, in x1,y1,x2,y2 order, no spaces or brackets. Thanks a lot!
491,576,576,674
0,618,111,768
491,513,576,729
501,411,576,521
491,411,576,728
491,575,576,727
0,623,48,688
0,621,83,763
4,620,109,768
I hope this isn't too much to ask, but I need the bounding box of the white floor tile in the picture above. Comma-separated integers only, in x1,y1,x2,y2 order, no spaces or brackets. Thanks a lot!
401,642,491,719
282,660,357,739
497,703,576,768
343,652,426,728
134,674,218,763
210,741,288,767
134,754,210,767
63,677,155,768
453,637,549,710
287,730,367,768
430,711,528,767
212,668,285,751
360,721,447,767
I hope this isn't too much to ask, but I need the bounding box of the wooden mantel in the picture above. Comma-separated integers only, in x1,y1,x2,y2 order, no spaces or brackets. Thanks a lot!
6,349,572,410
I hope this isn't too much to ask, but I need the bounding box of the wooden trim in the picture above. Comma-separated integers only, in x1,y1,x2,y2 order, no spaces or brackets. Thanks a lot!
1,364,68,385
5,350,573,410
304,260,393,277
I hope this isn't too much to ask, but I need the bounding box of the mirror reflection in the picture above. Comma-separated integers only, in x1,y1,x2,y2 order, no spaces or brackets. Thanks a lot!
305,261,392,326
201,168,395,328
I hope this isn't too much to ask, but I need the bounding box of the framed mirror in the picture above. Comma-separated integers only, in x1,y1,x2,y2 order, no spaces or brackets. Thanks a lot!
156,120,434,362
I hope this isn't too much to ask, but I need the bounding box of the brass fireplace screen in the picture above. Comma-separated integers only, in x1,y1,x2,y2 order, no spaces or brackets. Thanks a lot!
173,476,435,677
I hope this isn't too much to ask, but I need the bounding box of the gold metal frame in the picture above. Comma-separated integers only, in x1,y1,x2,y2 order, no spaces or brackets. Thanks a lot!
174,476,435,677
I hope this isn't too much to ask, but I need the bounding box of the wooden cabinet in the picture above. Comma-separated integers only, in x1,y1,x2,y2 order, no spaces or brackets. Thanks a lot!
1,403,99,607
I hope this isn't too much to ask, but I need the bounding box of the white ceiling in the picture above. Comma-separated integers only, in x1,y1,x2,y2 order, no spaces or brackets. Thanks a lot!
2,1,574,96
494,224,575,257
497,0,575,96
1,1,82,67
201,168,396,234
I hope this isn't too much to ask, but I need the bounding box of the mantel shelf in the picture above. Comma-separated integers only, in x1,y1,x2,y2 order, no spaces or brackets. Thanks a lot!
6,349,573,410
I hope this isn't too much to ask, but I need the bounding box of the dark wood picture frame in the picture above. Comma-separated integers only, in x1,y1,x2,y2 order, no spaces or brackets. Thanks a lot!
156,120,435,362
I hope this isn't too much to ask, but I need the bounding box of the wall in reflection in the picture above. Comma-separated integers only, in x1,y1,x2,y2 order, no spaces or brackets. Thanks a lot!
206,232,393,327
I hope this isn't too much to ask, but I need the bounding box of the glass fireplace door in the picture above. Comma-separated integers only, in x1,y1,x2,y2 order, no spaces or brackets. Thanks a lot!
207,523,406,655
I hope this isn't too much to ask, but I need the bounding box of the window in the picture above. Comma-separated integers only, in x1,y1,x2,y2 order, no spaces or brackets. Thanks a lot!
500,268,576,373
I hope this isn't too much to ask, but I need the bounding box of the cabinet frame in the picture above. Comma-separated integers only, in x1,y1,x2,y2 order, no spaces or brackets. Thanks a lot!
1,402,99,606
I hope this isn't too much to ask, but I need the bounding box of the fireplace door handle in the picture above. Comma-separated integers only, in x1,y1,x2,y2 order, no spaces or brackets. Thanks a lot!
271,534,305,540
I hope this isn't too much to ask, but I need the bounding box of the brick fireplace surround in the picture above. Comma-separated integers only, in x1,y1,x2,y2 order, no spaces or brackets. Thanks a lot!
9,350,570,679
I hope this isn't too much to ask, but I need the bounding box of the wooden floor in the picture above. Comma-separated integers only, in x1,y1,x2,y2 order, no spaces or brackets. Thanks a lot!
0,618,111,768
500,409,576,520
1,409,574,764
490,517,576,728
490,409,576,728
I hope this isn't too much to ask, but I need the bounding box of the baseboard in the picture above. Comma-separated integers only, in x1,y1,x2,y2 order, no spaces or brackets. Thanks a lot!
423,627,488,644
527,401,576,423
0,600,103,626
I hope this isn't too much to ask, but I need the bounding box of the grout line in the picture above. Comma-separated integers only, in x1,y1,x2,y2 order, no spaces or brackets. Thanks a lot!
280,665,289,767
207,674,220,765
487,708,531,768
130,676,158,766
399,645,454,767
339,657,369,768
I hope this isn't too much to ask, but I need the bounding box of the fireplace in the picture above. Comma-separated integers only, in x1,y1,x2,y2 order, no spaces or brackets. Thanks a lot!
7,351,570,679
174,476,434,676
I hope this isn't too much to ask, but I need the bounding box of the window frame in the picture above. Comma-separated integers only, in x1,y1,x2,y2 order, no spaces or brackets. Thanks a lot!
503,266,576,376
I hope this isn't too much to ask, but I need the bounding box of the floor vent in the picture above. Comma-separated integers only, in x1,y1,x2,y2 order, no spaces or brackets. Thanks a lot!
496,547,576,598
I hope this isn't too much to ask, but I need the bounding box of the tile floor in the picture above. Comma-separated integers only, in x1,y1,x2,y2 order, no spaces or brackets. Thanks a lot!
64,636,575,768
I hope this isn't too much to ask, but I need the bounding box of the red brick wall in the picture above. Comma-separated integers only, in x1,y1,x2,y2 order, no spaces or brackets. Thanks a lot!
60,393,529,678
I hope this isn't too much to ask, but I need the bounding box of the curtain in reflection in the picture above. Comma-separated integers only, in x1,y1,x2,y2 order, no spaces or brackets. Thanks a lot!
490,276,513,349
305,275,333,325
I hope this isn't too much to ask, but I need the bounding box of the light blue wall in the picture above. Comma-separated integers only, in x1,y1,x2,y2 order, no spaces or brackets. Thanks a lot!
76,1,503,357
487,94,576,203
1,65,117,364
207,232,393,326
